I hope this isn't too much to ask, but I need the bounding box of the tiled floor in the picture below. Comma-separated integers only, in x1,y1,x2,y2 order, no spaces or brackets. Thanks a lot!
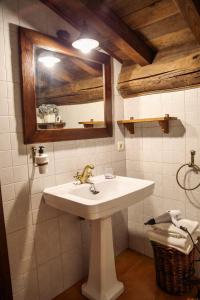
53,249,197,300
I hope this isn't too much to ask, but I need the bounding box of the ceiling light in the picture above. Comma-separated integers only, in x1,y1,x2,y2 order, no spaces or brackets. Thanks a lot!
38,55,60,68
72,38,99,54
72,22,99,54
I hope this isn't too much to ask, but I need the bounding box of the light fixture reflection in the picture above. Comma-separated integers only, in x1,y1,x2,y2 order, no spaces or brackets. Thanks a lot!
38,55,60,68
72,38,99,54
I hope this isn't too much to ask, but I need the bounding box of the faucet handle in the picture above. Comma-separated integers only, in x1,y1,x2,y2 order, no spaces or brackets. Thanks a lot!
74,171,81,181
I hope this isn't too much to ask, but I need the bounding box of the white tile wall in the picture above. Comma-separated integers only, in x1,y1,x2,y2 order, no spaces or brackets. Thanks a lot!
0,1,127,299
124,88,200,257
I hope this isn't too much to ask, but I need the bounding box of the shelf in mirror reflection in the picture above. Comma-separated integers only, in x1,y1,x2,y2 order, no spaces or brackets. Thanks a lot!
78,121,105,128
37,122,66,129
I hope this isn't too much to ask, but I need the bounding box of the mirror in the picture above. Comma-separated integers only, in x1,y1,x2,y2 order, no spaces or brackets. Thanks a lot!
34,47,105,129
19,27,112,143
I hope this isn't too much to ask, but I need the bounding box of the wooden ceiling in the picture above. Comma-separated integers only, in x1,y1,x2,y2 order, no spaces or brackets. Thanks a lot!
40,0,200,97
35,48,102,88
35,48,104,106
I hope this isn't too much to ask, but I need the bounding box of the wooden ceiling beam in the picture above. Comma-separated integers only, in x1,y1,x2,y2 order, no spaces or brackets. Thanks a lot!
98,42,123,64
38,76,103,99
81,0,155,65
38,64,73,83
37,88,103,106
41,0,155,65
173,0,200,44
54,67,73,82
69,57,101,77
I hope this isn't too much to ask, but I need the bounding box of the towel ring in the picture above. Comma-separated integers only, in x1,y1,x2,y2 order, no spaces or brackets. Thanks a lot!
176,150,200,191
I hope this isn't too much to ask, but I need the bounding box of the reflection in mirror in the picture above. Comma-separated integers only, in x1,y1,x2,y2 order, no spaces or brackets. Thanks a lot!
34,47,105,129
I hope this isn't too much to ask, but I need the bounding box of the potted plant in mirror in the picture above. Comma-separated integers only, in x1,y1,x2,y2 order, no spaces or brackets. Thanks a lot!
38,104,59,123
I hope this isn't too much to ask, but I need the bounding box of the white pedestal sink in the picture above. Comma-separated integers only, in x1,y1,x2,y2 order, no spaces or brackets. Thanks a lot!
44,175,154,300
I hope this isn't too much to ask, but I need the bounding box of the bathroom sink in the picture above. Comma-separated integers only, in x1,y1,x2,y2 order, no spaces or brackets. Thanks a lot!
44,175,154,300
43,175,154,220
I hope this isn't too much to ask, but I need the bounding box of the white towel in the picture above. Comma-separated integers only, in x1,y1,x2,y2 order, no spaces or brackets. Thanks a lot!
151,219,199,239
147,229,199,255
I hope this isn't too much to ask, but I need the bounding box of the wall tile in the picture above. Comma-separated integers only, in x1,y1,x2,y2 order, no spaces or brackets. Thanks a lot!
0,150,12,168
0,99,9,116
161,91,185,114
0,166,14,184
128,221,145,254
0,29,6,80
13,165,29,182
12,148,27,166
0,80,7,98
62,248,83,290
38,257,63,300
30,175,55,195
7,225,36,277
113,221,128,255
0,133,11,150
0,116,10,132
10,133,25,150
12,270,39,300
34,218,61,265
3,198,32,233
1,183,15,202
55,157,77,174
31,193,59,224
185,88,198,112
4,29,20,82
59,214,82,253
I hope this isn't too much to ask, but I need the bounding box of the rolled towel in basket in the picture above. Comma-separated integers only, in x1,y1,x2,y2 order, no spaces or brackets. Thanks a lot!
152,219,199,239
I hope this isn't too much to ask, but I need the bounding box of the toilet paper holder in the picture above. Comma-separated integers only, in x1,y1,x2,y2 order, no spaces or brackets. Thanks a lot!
32,146,49,174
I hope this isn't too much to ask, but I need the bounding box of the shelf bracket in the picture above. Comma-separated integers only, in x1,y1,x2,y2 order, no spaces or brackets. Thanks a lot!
83,124,94,128
158,120,169,134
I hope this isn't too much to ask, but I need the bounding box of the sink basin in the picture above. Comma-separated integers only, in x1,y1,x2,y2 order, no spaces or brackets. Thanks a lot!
44,175,154,220
44,175,154,300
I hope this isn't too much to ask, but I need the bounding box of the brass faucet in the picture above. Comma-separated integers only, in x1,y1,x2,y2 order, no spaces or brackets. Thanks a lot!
74,164,94,184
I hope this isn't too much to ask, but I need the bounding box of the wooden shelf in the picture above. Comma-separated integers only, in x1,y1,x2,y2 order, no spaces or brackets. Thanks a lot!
117,115,177,134
78,121,105,128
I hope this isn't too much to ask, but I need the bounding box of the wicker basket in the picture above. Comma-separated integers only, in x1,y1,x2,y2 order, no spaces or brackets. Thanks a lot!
151,241,195,295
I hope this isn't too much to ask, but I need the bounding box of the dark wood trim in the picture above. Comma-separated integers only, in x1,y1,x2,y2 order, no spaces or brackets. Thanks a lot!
174,0,200,44
40,0,156,65
0,184,13,300
19,27,113,144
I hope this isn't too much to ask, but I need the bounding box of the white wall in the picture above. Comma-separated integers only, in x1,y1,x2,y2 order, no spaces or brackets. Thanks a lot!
58,101,104,128
124,88,200,257
0,1,127,300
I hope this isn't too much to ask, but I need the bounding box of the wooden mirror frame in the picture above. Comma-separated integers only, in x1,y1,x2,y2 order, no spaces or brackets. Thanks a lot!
19,27,113,144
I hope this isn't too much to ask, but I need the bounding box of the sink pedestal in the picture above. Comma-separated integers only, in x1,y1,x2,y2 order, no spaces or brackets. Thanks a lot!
82,216,124,300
